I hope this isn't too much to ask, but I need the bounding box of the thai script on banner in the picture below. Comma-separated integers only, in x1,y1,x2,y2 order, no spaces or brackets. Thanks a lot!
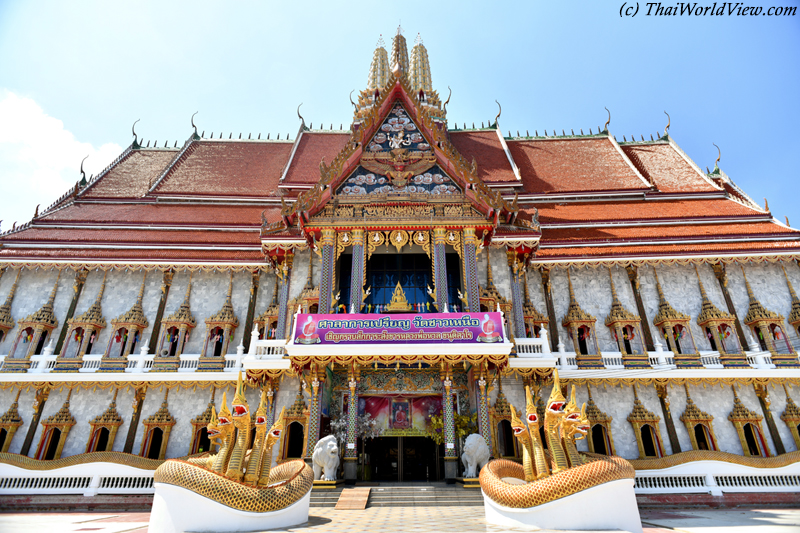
293,312,504,345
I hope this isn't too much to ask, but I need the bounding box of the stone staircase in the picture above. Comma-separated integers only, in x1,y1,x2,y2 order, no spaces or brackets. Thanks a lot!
311,483,483,508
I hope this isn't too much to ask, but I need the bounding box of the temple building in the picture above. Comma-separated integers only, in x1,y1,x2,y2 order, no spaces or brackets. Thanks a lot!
0,29,799,485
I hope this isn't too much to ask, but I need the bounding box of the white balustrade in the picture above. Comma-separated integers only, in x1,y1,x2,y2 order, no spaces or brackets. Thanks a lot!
178,353,200,372
79,354,103,372
514,335,549,357
601,354,625,369
699,352,723,369
223,355,238,371
250,339,287,359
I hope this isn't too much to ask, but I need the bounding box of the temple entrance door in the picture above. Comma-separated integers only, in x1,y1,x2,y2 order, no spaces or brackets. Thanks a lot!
363,436,442,482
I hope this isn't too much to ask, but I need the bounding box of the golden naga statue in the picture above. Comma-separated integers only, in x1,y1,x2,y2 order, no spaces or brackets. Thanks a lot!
152,372,313,516
479,370,636,514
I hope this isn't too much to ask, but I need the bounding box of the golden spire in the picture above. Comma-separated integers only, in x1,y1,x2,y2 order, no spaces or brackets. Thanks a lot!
652,267,689,324
22,270,61,327
605,268,639,325
207,273,238,326
390,26,409,78
0,388,23,426
741,265,780,324
782,264,800,325
781,385,800,422
562,269,595,326
367,35,390,90
728,385,761,422
680,383,712,422
72,272,107,327
0,268,21,331
164,273,196,326
408,33,432,93
695,265,732,324
585,385,612,423
218,391,232,421
113,272,148,327
628,385,659,422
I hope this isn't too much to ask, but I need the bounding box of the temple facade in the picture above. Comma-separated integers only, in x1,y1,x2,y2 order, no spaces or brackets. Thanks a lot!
0,29,799,484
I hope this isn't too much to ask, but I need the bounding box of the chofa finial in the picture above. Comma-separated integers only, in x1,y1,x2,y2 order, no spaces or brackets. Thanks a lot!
713,143,721,168
349,90,357,112
131,119,140,145
79,155,89,185
443,86,451,115
191,112,199,136
296,103,305,127
663,111,670,136
494,100,502,126
603,107,611,131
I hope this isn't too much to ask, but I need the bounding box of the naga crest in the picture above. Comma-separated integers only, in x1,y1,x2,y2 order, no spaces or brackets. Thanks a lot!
510,405,530,441
231,370,250,421
206,405,221,442
547,370,566,413
575,404,590,440
254,390,269,427
525,385,540,428
564,385,580,422
266,407,287,447
218,392,233,428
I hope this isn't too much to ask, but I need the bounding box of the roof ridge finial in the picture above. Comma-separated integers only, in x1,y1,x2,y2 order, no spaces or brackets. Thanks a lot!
663,111,670,137
713,143,721,170
79,155,89,186
603,107,611,131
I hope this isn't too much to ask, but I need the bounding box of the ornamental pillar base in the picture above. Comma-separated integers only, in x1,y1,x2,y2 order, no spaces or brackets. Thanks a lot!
719,353,751,369
771,353,800,369
197,356,225,372
151,356,180,372
622,354,651,369
674,354,704,369
98,357,127,372
575,355,604,369
344,458,357,485
0,359,32,373
444,457,458,483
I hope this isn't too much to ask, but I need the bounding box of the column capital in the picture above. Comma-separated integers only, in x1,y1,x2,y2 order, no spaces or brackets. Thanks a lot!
432,227,448,244
711,263,728,287
320,228,337,246
625,265,639,289
351,228,365,246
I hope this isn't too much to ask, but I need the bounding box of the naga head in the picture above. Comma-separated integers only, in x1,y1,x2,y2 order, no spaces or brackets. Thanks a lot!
510,405,530,443
266,407,287,448
546,370,566,415
231,370,250,427
574,403,590,441
206,405,221,443
525,385,540,430
562,385,582,435
254,390,269,434
216,392,235,438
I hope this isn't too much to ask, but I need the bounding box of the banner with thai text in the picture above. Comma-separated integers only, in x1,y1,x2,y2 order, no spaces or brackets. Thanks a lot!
293,312,504,345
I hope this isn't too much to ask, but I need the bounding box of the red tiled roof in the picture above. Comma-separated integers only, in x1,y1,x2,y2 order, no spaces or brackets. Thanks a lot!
81,149,178,198
0,248,264,262
507,137,650,194
282,132,351,184
1,227,260,246
35,203,278,226
448,130,517,183
536,240,800,260
153,141,293,197
532,198,763,224
621,143,718,193
541,221,799,244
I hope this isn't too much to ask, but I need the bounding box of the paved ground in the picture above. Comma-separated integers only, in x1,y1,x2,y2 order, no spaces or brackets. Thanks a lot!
0,507,798,532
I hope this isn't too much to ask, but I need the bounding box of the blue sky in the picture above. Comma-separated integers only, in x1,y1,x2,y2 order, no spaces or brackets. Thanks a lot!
0,1,798,228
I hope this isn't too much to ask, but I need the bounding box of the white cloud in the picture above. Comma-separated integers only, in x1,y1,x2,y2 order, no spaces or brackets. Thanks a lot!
0,90,122,231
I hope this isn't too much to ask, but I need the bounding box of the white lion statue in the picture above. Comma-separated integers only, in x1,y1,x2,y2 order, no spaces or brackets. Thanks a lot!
312,435,340,481
461,433,491,478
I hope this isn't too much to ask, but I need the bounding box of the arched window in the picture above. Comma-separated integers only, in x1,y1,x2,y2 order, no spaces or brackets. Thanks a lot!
0,330,5,343
192,427,211,454
206,327,225,357
591,425,610,455
164,327,180,357
109,328,128,358
705,327,718,352
497,420,515,457
43,428,62,461
13,327,34,358
743,423,764,456
639,424,662,457
88,427,110,453
34,331,48,356
693,423,716,451
577,325,591,355
146,428,164,460
284,422,305,459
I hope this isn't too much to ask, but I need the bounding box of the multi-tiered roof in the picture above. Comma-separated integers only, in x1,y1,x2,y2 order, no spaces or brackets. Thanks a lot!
0,29,796,266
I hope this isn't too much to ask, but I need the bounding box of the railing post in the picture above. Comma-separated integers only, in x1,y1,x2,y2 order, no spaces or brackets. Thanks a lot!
540,328,551,355
249,326,259,356
84,474,101,497
137,345,148,371
705,472,722,496
236,343,244,372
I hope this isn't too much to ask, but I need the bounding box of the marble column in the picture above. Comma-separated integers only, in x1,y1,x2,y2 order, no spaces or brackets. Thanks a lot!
539,268,560,351
20,386,50,457
626,266,656,352
462,228,480,313
442,367,457,481
123,386,147,454
655,384,681,454
754,384,786,455
508,250,526,338
148,270,174,355
305,373,324,459
344,373,359,483
275,251,294,339
711,263,750,350
349,230,366,312
53,269,88,354
432,228,450,312
242,271,260,353
318,229,336,314
476,375,492,452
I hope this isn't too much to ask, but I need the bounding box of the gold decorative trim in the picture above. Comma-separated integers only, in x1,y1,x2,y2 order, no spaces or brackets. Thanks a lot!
629,449,800,470
0,450,164,470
